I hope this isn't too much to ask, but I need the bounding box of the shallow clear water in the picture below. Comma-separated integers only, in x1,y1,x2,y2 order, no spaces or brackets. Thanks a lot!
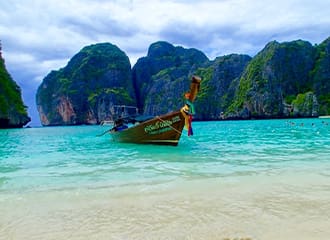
1,119,330,239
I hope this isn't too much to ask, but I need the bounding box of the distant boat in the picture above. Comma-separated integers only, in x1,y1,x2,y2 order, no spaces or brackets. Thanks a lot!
100,120,114,125
106,76,201,146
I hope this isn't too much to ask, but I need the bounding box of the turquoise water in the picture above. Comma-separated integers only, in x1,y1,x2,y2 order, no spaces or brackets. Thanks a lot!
1,119,330,239
1,119,329,193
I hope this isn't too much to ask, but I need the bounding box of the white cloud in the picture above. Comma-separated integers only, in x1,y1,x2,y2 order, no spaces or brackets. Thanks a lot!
1,0,330,125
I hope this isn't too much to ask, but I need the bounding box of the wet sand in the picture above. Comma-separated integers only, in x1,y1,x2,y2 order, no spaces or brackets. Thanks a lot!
1,169,329,240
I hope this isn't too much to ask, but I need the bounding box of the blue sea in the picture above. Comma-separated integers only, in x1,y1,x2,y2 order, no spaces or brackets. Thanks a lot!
1,119,330,240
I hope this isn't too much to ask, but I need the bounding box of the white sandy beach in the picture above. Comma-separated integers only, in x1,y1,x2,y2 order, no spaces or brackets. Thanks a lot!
1,169,329,240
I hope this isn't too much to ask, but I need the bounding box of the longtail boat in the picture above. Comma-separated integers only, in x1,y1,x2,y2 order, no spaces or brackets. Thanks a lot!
107,76,201,146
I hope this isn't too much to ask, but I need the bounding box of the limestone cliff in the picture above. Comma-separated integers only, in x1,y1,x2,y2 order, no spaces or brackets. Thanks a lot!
36,43,135,126
312,37,330,115
36,38,330,124
132,41,209,116
226,40,319,119
193,54,251,120
0,52,30,128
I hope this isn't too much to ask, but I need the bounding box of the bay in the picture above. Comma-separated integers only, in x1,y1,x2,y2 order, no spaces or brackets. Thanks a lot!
1,119,330,240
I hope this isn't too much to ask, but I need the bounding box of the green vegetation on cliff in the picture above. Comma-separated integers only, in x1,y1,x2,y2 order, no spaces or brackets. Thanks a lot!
313,37,330,115
227,40,319,119
292,91,318,117
195,54,251,119
37,37,330,125
133,41,209,116
36,43,134,126
0,56,30,128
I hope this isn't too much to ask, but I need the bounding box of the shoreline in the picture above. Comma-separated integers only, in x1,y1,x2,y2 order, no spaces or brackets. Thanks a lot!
1,168,329,240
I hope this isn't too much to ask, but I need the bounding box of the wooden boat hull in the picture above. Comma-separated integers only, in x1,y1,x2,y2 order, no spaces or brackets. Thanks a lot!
110,110,186,146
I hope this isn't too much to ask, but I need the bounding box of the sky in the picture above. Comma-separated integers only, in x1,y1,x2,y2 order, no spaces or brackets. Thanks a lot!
1,0,330,126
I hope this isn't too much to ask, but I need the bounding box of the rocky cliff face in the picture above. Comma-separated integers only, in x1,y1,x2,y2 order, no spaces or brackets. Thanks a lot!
226,40,319,119
36,43,135,126
37,37,330,125
132,41,209,116
132,39,328,120
193,54,252,120
312,37,330,115
0,54,30,128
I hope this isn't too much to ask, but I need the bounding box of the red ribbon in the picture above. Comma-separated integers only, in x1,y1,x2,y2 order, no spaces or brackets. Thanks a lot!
188,115,193,136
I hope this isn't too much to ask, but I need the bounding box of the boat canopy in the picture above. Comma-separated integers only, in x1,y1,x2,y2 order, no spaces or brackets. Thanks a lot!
111,105,154,124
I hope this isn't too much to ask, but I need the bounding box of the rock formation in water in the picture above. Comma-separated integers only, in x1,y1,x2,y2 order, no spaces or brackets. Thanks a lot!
193,54,252,120
37,37,330,125
0,45,30,128
36,43,134,126
225,40,320,119
312,37,330,115
132,41,209,116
